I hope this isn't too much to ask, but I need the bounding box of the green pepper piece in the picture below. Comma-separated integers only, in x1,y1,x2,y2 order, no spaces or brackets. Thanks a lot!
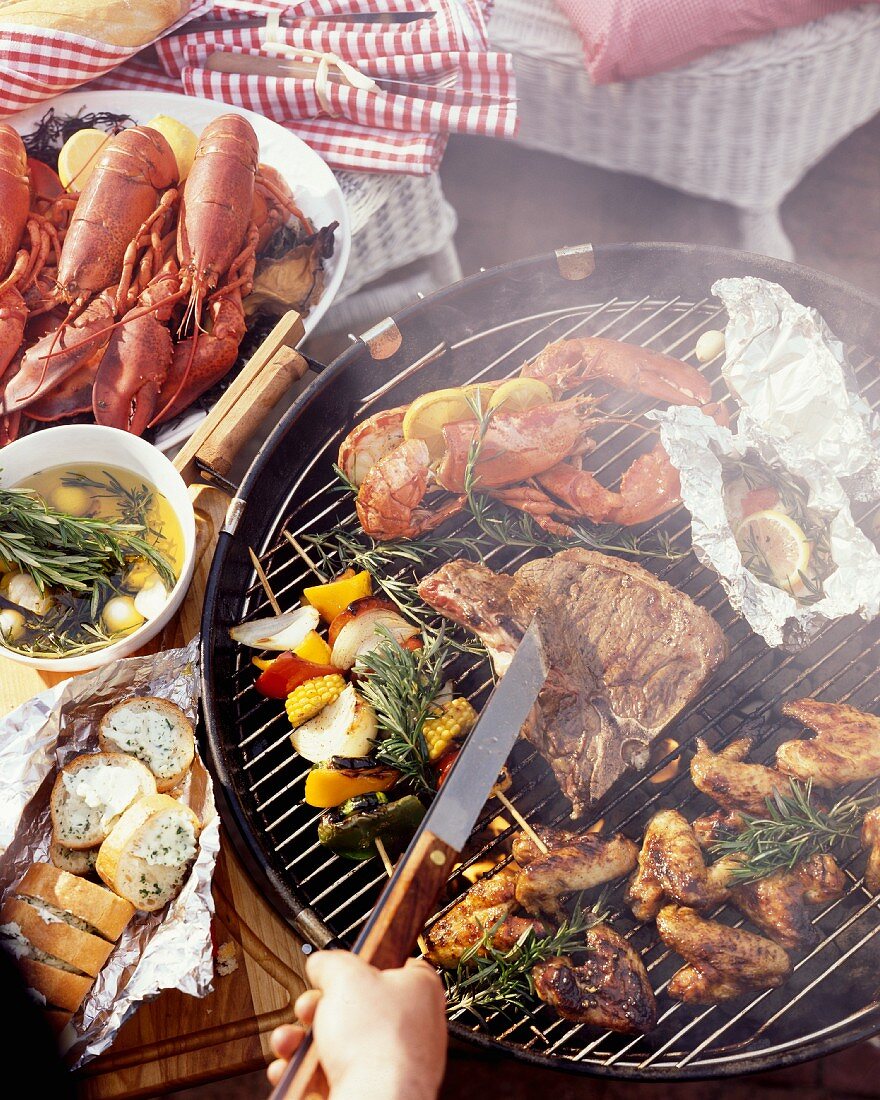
318,793,426,861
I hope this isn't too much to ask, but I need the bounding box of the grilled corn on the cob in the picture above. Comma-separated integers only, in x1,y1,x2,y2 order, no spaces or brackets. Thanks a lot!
286,674,346,728
424,698,478,761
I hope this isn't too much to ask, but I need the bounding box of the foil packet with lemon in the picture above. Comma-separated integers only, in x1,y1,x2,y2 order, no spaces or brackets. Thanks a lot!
651,277,880,649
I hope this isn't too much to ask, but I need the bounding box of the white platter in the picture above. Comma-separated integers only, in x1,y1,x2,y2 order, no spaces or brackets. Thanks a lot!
11,90,351,450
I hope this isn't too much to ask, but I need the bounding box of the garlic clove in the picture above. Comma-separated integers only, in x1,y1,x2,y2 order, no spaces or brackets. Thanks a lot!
134,573,169,621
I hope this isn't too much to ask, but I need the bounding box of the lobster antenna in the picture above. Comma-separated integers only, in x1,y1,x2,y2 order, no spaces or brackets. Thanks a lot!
148,285,205,429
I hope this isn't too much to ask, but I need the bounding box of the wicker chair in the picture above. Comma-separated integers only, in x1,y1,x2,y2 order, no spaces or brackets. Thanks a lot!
489,1,880,259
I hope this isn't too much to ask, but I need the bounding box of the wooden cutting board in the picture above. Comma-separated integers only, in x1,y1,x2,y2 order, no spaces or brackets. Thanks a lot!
0,315,312,1098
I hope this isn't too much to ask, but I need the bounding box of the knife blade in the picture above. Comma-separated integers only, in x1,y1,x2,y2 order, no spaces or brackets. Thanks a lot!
270,619,547,1100
411,617,548,852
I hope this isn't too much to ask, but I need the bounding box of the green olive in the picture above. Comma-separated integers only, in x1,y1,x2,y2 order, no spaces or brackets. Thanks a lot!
102,595,145,635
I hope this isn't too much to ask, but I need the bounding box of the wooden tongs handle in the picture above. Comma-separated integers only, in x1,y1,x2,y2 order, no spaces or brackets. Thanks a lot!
174,310,307,486
268,831,459,1099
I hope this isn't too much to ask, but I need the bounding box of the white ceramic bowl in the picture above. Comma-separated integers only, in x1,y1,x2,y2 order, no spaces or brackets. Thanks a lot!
0,425,196,673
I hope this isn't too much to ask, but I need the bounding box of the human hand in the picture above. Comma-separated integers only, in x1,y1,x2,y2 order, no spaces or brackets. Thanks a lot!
267,952,447,1100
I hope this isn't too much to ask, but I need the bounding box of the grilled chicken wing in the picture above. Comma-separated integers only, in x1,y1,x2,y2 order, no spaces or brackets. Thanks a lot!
626,809,721,921
692,808,746,847
423,865,546,969
532,924,657,1034
777,700,880,788
691,736,790,814
726,854,845,949
862,807,880,893
656,904,790,1004
514,830,639,919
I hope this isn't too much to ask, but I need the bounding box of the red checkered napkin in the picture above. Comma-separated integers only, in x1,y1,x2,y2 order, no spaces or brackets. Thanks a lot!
0,1,212,116
143,0,517,173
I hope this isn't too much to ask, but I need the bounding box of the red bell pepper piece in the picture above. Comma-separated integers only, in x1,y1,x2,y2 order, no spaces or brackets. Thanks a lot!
255,652,339,699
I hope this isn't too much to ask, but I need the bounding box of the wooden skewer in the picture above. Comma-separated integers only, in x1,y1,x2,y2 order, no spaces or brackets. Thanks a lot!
375,838,430,956
249,546,282,614
495,789,548,855
283,529,329,582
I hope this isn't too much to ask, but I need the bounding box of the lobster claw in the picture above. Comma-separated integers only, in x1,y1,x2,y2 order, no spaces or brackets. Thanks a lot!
150,289,246,426
92,310,174,434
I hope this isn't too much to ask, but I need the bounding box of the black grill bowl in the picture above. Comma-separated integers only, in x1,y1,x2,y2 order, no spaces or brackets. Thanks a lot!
201,243,880,1079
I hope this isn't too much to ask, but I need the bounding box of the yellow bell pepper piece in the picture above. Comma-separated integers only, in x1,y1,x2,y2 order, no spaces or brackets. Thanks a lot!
252,655,274,671
303,569,372,623
304,762,399,808
294,630,333,665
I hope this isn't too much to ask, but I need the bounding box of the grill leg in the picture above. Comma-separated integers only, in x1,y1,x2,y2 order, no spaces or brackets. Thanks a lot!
737,205,795,262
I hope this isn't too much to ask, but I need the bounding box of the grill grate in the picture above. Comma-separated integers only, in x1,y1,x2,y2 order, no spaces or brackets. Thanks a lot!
204,255,880,1079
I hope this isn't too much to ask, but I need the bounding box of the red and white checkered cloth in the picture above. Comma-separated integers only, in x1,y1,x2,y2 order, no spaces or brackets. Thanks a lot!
3,0,517,175
0,1,212,115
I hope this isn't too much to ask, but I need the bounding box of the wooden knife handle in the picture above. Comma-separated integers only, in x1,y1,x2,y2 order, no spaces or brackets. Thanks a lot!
173,310,306,487
270,831,458,1100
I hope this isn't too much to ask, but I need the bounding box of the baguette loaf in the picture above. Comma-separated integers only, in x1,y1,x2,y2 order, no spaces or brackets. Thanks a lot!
17,957,92,1013
0,0,191,47
97,794,200,912
51,752,156,849
17,862,134,942
99,698,195,793
0,896,112,977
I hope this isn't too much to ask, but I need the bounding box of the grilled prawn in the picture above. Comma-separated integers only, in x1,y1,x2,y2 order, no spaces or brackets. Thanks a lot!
340,336,722,540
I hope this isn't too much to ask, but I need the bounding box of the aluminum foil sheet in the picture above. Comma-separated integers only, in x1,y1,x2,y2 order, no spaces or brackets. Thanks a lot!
0,637,219,1068
713,276,880,501
651,277,880,649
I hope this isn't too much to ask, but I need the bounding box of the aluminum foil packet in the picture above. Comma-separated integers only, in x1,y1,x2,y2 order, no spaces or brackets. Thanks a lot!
650,278,880,649
0,638,219,1068
713,276,880,501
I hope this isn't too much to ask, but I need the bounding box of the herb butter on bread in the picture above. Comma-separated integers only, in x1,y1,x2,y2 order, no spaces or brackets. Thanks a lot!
99,698,195,792
97,794,200,912
50,753,156,849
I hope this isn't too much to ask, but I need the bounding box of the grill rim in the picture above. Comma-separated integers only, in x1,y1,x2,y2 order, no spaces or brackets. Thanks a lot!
200,241,880,1079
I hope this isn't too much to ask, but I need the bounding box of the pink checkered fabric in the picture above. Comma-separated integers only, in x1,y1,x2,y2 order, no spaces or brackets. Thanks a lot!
555,0,867,84
92,0,516,174
0,2,212,115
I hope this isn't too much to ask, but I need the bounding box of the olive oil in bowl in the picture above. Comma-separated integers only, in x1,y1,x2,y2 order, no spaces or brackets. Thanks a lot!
0,464,183,659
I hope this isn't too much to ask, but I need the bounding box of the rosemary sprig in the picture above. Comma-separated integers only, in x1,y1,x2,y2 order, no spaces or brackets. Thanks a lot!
461,397,683,562
302,527,487,657
62,469,159,534
711,779,872,884
0,486,174,593
443,895,609,1020
355,626,450,796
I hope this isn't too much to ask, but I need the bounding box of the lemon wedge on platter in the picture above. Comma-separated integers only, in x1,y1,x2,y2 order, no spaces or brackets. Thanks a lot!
57,128,111,192
144,115,198,180
736,509,812,594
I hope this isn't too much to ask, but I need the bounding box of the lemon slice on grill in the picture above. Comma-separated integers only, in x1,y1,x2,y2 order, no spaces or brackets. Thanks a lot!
402,387,479,460
57,128,111,192
488,377,553,414
736,509,812,594
144,115,198,181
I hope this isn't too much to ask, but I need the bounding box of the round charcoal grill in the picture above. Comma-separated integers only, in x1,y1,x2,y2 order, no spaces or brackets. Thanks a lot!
201,243,880,1080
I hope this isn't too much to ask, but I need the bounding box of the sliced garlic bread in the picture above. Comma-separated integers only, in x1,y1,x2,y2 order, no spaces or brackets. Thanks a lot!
50,753,156,850
17,862,134,942
99,698,195,793
49,839,98,877
97,794,201,912
17,957,92,1013
0,896,112,978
